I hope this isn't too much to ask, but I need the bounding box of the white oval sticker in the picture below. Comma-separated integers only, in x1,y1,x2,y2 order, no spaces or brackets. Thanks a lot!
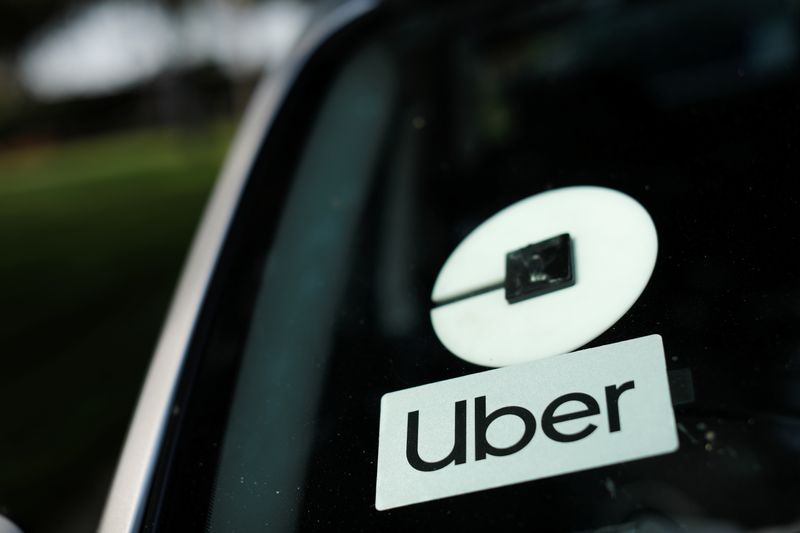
431,186,658,367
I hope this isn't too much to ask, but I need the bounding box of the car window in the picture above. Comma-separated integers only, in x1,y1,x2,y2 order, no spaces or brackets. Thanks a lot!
144,1,800,531
209,42,398,532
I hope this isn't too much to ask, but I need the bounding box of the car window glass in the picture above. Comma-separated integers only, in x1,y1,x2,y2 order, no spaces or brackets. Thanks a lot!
148,2,800,531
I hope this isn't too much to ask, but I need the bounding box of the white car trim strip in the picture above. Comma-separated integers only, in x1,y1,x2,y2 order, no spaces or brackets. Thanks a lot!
98,2,377,531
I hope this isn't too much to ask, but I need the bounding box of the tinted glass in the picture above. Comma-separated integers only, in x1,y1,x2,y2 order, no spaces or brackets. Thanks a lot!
147,1,800,531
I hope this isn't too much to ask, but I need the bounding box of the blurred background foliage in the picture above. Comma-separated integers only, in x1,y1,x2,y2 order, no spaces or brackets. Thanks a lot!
0,0,327,531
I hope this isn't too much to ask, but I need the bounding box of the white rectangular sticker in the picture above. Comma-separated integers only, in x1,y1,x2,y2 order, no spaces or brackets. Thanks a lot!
375,335,678,510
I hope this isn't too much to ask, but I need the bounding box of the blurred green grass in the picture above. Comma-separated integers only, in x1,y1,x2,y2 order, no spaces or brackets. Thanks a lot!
0,123,232,532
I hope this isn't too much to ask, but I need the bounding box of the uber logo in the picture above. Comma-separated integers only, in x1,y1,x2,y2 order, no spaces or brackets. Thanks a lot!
406,382,635,472
375,336,678,510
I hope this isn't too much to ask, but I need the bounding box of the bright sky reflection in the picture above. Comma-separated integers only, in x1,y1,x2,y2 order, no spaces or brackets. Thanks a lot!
18,0,312,101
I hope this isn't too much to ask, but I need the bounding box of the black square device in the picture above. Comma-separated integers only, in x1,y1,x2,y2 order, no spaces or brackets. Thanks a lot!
504,233,575,304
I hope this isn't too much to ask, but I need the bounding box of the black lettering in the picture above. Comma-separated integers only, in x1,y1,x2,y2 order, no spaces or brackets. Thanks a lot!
406,400,467,471
542,392,600,442
475,396,536,460
605,381,635,432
